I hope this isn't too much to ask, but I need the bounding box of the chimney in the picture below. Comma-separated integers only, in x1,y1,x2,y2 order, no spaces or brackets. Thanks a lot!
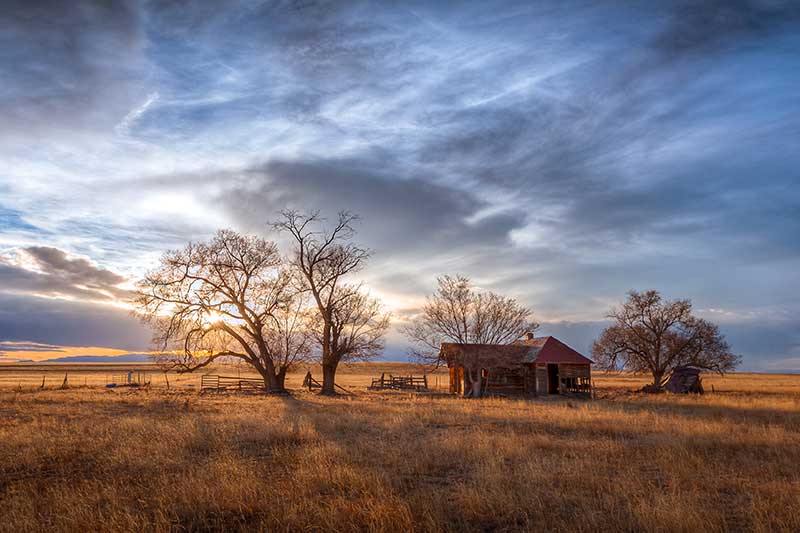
525,332,535,341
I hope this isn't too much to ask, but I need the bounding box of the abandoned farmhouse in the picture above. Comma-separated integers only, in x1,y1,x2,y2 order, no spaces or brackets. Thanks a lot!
441,334,593,397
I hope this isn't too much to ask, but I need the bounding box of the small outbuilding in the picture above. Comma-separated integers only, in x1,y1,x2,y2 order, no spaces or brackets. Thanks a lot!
440,334,593,397
664,365,704,394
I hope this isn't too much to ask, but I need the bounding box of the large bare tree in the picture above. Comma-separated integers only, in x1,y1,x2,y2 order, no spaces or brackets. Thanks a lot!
404,275,538,393
135,230,309,392
592,290,740,389
275,210,389,395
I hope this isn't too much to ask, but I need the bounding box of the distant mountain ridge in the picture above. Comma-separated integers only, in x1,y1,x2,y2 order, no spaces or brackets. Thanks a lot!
41,353,153,363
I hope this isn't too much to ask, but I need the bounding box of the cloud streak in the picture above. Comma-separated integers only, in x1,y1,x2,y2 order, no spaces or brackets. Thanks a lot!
116,92,160,137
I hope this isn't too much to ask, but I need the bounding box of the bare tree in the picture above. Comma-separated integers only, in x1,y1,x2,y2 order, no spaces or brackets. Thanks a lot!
134,230,306,393
275,210,390,395
592,290,740,390
404,275,539,392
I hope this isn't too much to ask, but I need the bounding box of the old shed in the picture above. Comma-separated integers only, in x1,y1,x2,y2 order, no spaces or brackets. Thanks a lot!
440,334,593,397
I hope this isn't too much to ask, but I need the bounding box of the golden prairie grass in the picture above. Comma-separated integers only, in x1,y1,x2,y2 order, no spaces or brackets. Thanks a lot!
0,365,799,532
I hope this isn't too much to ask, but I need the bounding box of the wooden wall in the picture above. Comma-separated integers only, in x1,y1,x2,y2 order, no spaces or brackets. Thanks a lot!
559,364,591,379
449,363,591,396
535,364,548,394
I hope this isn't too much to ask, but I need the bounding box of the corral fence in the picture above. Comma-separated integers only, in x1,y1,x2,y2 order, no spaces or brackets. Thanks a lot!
369,373,428,392
200,375,265,393
106,371,151,388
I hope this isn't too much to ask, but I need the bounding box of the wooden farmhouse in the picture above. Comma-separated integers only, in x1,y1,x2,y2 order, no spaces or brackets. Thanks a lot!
440,334,593,397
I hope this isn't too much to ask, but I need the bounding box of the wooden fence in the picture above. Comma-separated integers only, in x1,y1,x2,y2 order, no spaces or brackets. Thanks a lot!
200,375,265,393
369,373,428,391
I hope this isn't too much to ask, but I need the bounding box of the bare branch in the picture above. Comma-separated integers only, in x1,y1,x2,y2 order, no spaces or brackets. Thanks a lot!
403,275,539,366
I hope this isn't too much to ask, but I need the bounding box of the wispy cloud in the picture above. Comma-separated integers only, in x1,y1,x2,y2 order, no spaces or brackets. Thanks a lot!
115,92,160,137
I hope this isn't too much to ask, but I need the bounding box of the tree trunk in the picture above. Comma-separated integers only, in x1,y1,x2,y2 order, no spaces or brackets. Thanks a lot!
320,322,337,395
472,369,483,398
464,368,474,398
259,367,284,393
256,351,285,393
321,361,338,395
276,366,287,390
652,370,664,389
464,367,482,398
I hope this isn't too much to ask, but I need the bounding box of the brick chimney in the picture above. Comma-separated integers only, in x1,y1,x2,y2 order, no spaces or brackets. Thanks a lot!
525,332,535,341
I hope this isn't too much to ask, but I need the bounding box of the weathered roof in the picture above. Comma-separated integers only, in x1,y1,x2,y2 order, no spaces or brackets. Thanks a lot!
515,336,594,365
440,343,533,368
441,336,593,367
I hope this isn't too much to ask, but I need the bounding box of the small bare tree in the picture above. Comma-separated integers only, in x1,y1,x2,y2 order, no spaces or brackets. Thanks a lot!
405,275,539,360
134,230,307,392
404,275,538,396
275,210,389,395
592,290,740,390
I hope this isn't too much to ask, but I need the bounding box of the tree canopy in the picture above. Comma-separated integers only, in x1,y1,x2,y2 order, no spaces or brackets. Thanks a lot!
404,275,539,365
134,229,310,392
592,290,740,389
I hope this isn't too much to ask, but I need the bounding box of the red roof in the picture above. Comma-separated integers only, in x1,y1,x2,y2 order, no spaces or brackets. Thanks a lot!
440,336,593,367
513,336,594,365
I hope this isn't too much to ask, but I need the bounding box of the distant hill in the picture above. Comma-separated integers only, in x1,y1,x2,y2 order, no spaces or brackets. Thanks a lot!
42,353,153,363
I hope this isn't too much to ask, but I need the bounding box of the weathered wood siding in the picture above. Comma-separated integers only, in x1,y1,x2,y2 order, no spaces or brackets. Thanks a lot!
558,364,590,379
485,367,525,393
523,366,536,394
557,363,592,395
535,364,548,394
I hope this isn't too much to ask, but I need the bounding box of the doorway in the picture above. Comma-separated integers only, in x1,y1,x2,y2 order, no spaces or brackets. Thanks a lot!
547,364,559,394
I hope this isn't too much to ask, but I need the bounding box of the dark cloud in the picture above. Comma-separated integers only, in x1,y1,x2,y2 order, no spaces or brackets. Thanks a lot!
0,0,148,139
0,293,150,351
217,158,526,254
0,341,65,353
651,0,800,59
0,246,131,302
25,247,125,286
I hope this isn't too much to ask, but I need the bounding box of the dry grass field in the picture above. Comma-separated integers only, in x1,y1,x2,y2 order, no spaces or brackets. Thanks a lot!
1,363,799,532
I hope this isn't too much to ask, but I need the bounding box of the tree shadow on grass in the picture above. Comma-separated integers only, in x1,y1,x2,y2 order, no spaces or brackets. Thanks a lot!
594,395,800,431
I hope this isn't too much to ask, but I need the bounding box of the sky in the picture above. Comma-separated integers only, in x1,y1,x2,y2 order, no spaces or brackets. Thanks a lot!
0,0,798,370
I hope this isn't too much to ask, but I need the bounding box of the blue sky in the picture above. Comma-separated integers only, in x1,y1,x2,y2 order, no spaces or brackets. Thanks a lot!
0,0,798,370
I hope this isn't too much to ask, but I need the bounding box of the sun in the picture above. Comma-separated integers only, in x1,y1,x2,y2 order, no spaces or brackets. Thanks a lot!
202,310,225,328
